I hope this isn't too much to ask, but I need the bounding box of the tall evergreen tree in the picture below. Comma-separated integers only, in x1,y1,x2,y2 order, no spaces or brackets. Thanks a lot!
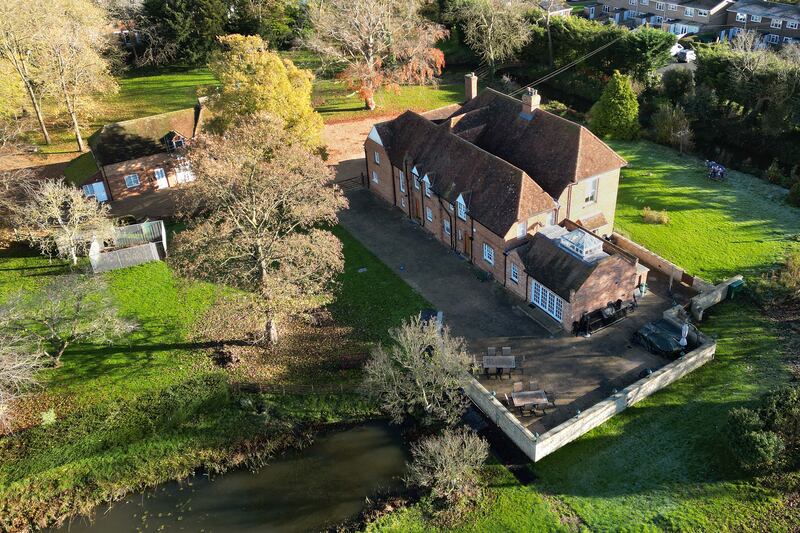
142,0,228,64
589,71,640,140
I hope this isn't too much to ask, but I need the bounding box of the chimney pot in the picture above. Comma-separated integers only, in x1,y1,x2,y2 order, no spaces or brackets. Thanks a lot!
465,72,478,101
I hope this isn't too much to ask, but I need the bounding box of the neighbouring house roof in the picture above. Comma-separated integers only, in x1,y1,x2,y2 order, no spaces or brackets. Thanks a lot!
539,0,571,12
576,212,608,231
515,226,633,301
681,0,733,10
375,111,556,236
444,89,627,199
88,105,204,167
727,0,800,18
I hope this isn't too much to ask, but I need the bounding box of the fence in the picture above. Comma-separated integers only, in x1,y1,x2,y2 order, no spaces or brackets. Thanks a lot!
114,220,167,252
89,242,162,273
465,338,717,462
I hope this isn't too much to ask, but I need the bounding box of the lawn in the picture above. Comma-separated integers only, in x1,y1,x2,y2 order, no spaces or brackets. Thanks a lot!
611,140,800,283
367,143,800,531
0,224,428,530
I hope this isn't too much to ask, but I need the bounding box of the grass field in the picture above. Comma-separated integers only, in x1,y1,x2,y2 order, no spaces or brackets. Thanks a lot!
0,225,428,530
367,140,799,532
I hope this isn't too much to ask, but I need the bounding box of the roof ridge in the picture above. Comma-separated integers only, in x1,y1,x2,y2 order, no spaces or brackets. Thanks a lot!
102,106,198,129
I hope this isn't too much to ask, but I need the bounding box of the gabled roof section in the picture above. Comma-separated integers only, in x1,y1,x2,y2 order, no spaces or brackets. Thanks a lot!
89,105,204,167
445,89,627,198
374,111,555,235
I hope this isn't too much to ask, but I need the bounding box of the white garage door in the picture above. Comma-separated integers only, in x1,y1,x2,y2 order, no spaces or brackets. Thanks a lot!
531,279,564,322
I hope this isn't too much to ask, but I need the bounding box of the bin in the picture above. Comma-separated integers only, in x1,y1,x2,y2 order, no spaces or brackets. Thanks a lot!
727,279,745,299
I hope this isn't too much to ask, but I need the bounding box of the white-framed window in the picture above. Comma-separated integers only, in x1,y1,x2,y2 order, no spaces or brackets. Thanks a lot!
640,0,648,5
736,12,747,22
457,198,467,221
124,173,140,188
154,168,166,180
399,170,406,192
771,18,783,28
531,279,564,322
510,263,519,284
698,9,708,17
787,20,799,29
628,0,635,6
424,180,431,198
684,7,694,17
371,170,379,184
784,36,793,43
517,221,527,239
584,177,599,204
483,243,494,265
374,151,381,164
603,4,611,12
425,206,433,222
751,14,762,22
668,3,677,10
443,219,451,235
82,184,95,197
768,33,780,43
169,138,185,151
656,1,664,9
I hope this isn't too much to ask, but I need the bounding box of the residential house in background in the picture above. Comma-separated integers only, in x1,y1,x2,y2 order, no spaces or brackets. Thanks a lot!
587,0,733,36
539,0,573,18
81,101,205,202
363,75,645,329
726,0,800,45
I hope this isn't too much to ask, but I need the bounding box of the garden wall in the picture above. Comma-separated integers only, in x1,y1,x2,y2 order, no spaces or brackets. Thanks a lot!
466,338,717,462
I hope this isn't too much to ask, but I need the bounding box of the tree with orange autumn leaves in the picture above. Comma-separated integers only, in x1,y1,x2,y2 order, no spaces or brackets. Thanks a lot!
306,0,447,110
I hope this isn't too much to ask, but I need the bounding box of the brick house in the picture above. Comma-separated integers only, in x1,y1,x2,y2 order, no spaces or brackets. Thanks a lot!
81,103,205,202
363,77,647,329
725,0,800,45
587,0,733,35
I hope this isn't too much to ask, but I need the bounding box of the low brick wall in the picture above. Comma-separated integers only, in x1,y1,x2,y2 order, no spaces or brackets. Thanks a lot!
465,339,717,462
690,276,744,321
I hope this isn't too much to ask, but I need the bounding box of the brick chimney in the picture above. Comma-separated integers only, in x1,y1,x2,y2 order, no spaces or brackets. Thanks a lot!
521,87,541,117
465,72,478,101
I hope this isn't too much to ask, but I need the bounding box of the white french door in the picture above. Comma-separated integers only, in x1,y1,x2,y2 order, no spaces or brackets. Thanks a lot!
531,279,564,322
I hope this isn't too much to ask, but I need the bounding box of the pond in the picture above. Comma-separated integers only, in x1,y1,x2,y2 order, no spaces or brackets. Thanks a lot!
54,422,407,532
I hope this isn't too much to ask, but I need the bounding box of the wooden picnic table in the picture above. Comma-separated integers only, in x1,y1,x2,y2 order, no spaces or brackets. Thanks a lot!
511,390,548,408
482,355,515,369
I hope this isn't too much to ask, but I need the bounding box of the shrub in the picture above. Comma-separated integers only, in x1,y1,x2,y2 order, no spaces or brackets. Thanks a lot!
405,427,489,519
661,68,694,104
651,103,694,153
589,71,640,140
766,158,786,185
778,251,800,295
789,182,800,207
642,206,670,224
726,384,800,474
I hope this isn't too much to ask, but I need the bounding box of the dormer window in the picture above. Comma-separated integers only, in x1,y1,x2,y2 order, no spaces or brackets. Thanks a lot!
168,138,185,151
422,175,431,197
456,195,467,221
412,167,420,190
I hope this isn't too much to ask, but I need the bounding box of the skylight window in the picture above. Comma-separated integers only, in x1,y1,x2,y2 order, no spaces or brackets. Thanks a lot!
560,230,603,260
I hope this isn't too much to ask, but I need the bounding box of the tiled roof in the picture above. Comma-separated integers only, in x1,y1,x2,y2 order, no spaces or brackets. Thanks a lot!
446,89,627,199
375,111,556,236
89,106,204,166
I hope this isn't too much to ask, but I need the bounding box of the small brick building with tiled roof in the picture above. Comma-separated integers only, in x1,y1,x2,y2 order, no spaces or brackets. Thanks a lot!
363,77,646,330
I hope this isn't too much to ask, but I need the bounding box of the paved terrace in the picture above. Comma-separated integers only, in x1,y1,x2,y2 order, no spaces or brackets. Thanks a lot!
339,188,691,435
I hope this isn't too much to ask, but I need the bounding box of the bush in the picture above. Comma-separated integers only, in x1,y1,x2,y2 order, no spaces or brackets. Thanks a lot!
405,427,489,519
726,384,800,474
766,159,786,185
661,68,694,104
651,103,694,153
789,182,800,207
589,71,640,140
642,206,670,224
778,251,800,295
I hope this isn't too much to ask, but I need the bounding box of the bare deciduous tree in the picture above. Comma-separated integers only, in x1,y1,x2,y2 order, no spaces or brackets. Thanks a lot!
15,179,116,265
0,307,45,431
0,0,52,145
41,0,118,152
3,274,138,366
405,427,489,508
306,0,448,110
171,113,348,345
99,0,177,66
449,0,531,79
363,315,471,426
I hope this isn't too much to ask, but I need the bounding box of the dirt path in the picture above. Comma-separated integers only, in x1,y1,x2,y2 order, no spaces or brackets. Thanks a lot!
323,115,399,184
